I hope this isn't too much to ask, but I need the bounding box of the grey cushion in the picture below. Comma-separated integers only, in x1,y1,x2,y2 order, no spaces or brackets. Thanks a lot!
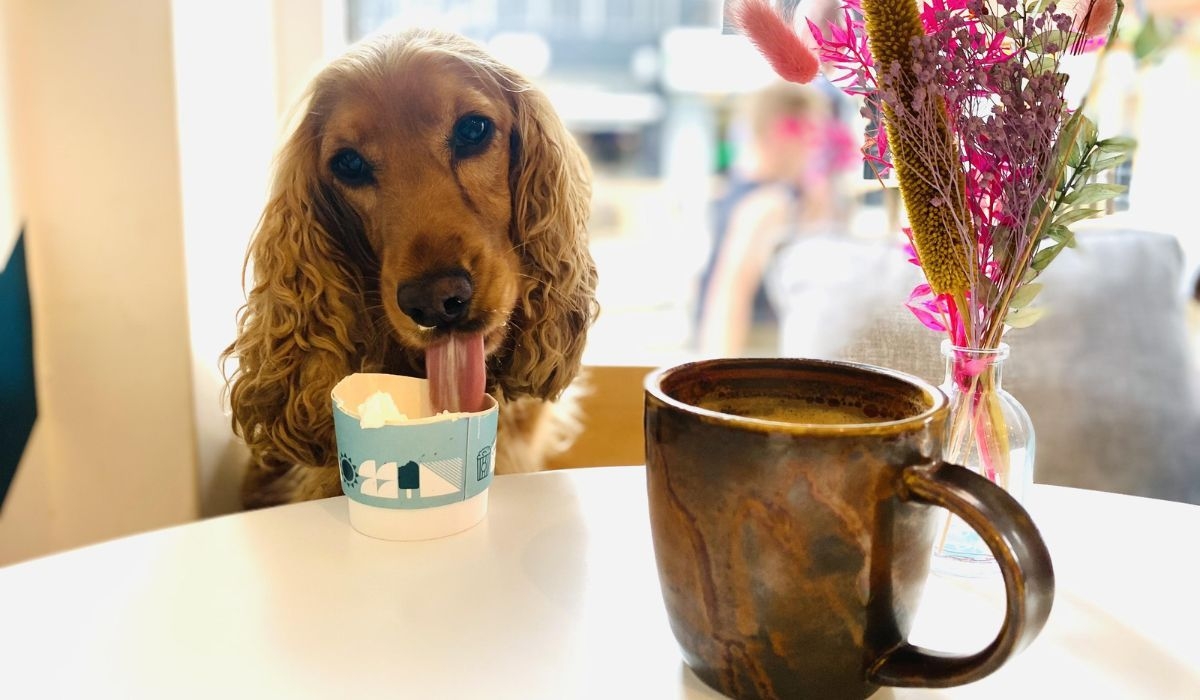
768,228,1200,504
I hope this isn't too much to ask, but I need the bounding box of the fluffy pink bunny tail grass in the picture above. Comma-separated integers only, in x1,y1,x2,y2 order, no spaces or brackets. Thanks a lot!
728,0,820,84
1066,0,1118,53
1075,0,1117,36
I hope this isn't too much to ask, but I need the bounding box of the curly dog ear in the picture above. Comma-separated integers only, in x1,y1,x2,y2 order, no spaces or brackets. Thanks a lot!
497,76,599,402
222,86,380,481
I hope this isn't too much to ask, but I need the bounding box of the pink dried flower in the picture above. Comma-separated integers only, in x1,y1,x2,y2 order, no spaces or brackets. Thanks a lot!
799,0,1125,348
907,284,949,332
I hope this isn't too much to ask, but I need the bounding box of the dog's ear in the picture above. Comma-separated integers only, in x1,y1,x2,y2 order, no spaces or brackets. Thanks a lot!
500,79,599,401
222,97,374,477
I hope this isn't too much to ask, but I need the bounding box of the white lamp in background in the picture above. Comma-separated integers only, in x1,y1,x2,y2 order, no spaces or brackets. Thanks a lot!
487,32,552,79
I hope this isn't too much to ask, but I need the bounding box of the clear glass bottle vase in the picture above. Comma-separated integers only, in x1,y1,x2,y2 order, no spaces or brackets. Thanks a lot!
932,340,1035,577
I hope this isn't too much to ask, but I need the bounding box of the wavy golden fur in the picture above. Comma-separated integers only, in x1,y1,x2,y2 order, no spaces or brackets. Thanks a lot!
223,29,598,509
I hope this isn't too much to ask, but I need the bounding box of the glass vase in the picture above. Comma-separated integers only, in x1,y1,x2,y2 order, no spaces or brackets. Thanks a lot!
931,340,1035,577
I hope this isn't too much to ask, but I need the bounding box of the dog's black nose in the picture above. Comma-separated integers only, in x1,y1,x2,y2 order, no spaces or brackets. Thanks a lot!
397,270,474,329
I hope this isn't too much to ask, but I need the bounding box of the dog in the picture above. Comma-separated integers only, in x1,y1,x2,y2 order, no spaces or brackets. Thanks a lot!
223,28,598,509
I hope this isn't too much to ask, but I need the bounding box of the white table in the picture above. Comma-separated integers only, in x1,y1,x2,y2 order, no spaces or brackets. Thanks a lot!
1,467,1198,699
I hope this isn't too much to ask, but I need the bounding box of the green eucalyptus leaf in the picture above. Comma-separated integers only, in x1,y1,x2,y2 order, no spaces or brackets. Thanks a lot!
1062,182,1127,207
1053,206,1104,227
1095,135,1137,152
1044,224,1069,241
1067,141,1085,169
975,275,999,309
1088,152,1131,173
980,14,1008,33
1031,244,1063,271
1010,283,1045,310
1133,16,1167,63
1084,115,1099,144
1057,112,1085,170
1029,56,1060,75
1045,224,1076,247
992,240,1012,266
1006,305,1048,329
1068,114,1097,169
1030,29,1069,54
1030,196,1050,223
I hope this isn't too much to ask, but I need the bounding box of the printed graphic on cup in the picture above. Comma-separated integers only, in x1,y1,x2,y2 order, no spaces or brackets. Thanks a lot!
331,373,498,539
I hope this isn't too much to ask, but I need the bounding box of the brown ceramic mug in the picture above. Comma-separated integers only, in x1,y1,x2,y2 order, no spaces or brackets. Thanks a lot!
644,358,1054,700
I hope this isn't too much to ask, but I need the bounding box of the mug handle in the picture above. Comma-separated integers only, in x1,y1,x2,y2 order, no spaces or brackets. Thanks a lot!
867,461,1055,688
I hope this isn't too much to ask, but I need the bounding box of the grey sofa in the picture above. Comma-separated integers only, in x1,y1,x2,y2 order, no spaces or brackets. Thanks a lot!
768,227,1200,504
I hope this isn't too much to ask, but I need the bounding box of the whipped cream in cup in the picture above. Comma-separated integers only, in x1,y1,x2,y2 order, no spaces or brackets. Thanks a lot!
331,373,498,541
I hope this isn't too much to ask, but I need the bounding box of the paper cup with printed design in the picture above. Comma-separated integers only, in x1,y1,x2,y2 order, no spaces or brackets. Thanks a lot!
331,373,498,541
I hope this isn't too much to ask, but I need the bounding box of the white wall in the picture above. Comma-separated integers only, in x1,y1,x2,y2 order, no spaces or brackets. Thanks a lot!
274,0,347,116
0,0,199,564
171,0,343,517
171,0,279,517
0,0,342,564
0,2,54,567
0,5,51,560
0,2,15,253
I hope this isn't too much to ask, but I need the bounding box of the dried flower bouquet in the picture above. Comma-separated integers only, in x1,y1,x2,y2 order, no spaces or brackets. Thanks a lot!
731,0,1135,498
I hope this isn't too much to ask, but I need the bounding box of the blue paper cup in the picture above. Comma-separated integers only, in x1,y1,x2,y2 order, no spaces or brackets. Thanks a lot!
331,373,498,540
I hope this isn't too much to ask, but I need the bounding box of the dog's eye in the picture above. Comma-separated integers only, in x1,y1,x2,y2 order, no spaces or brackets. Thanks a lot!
329,148,375,186
451,115,494,158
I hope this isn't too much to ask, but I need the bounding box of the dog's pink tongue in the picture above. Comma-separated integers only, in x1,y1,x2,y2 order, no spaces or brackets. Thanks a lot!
427,332,486,414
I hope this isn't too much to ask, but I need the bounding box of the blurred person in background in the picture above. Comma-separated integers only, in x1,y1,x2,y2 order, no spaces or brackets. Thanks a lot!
695,79,858,356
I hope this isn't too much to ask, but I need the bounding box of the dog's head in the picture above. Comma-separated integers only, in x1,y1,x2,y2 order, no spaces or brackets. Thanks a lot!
225,29,597,469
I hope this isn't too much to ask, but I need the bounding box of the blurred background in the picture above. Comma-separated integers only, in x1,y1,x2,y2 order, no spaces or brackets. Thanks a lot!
1,0,1197,564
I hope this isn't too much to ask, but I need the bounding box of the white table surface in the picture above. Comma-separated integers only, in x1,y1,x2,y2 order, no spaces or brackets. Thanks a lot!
1,466,1198,699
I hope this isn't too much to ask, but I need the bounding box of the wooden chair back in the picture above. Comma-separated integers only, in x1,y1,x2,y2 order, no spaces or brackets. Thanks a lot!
546,365,656,469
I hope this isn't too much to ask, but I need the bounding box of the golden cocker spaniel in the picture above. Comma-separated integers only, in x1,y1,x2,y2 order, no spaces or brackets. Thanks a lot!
223,29,598,509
